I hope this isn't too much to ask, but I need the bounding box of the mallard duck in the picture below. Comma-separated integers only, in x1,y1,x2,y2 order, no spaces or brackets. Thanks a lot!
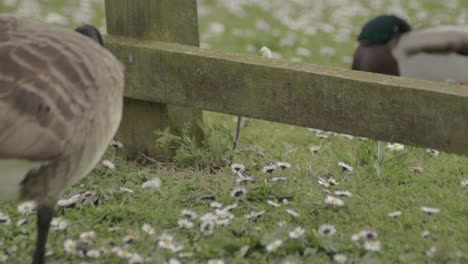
0,14,124,264
352,14,468,84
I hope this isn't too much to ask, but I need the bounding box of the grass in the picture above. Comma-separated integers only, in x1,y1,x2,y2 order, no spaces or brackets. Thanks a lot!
1,0,468,263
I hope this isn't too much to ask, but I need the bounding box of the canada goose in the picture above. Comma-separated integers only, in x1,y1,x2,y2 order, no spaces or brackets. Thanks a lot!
0,14,124,264
352,15,468,84
74,24,104,46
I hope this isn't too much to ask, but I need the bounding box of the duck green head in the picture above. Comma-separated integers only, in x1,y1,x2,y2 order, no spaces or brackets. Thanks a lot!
358,15,412,44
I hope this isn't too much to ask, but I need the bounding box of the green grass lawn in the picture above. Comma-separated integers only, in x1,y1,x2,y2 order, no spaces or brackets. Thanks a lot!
1,0,468,263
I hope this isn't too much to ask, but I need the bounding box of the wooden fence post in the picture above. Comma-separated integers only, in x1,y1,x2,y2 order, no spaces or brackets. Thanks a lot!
105,0,203,159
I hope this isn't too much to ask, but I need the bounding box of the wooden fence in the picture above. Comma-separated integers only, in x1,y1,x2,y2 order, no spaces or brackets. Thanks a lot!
104,0,468,158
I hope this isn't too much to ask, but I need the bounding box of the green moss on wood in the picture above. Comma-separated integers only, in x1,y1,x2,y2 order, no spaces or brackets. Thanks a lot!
105,36,468,155
104,0,202,159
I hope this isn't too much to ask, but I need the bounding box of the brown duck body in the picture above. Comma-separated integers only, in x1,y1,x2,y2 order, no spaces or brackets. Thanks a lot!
353,23,468,83
352,44,399,76
0,14,124,264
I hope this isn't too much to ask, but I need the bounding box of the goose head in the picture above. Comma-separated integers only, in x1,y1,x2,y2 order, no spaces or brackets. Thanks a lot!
74,24,104,46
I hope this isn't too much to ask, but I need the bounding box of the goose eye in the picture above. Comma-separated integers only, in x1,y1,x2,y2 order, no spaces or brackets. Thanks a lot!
393,25,399,32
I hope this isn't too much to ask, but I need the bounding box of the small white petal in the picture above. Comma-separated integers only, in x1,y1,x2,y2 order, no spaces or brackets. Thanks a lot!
421,206,440,214
142,178,161,189
364,240,381,252
388,210,402,218
265,239,283,252
102,160,115,170
288,227,305,239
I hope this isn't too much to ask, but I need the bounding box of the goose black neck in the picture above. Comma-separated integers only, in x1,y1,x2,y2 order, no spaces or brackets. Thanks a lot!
75,24,104,46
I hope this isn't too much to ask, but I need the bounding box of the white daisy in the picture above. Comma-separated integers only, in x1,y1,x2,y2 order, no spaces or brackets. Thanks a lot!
214,209,230,219
333,190,352,198
230,187,247,198
50,217,67,231
245,210,265,221
236,175,255,184
317,224,336,237
340,133,354,140
351,230,378,242
261,164,277,173
0,252,8,262
333,254,348,264
158,234,183,253
286,209,299,218
289,227,305,239
123,231,137,244
128,253,144,264
324,195,344,207
119,187,135,194
320,46,336,56
421,206,440,214
178,251,194,258
208,259,225,264
426,246,437,258
388,210,402,218
316,133,329,139
16,218,27,226
209,202,223,208
142,223,156,235
86,249,101,258
318,177,330,188
421,230,430,238
200,212,217,222
181,209,198,219
79,231,96,240
200,220,214,235
267,200,281,207
224,203,238,211
271,177,287,182
364,240,381,252
461,179,468,188
386,143,405,151
63,239,77,255
57,194,81,207
167,258,182,264
309,145,321,154
276,161,291,169
102,160,115,170
142,177,161,189
110,139,124,148
277,220,287,227
230,163,245,174
178,218,194,229
113,247,132,259
17,201,37,215
216,219,233,227
266,239,283,252
338,162,353,172
108,225,120,232
319,177,339,188
426,148,439,157
260,46,273,58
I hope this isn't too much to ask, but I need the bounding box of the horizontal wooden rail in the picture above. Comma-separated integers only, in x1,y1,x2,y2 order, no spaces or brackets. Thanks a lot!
105,35,468,155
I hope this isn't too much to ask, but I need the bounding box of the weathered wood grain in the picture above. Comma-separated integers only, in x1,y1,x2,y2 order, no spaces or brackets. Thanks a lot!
105,0,202,159
106,37,468,155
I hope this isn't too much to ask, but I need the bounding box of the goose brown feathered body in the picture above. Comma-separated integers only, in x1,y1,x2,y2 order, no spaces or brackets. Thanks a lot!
0,14,124,263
